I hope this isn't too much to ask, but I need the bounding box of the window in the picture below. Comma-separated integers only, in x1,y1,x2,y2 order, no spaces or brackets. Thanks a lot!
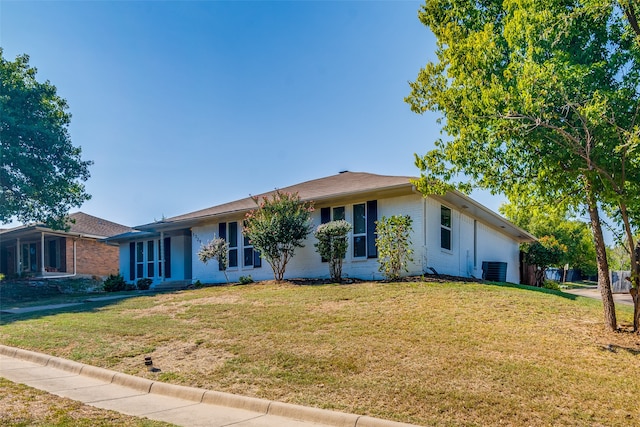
147,240,155,277
441,206,452,251
228,222,238,268
332,206,345,221
352,200,378,259
136,242,144,278
353,203,367,258
243,234,262,268
129,238,168,281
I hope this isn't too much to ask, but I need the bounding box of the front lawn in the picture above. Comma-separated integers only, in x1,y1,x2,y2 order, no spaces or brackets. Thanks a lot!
1,281,638,426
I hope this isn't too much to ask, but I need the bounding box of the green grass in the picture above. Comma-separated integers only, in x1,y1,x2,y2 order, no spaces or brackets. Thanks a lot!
1,280,639,426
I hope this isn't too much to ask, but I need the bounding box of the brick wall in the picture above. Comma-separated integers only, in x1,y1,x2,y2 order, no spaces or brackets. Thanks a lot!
65,238,120,277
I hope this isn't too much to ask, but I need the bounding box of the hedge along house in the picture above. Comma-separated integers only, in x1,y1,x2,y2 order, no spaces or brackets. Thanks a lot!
106,172,535,288
0,212,132,279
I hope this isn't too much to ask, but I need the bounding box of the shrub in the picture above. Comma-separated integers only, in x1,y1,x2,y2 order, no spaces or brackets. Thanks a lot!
542,280,561,291
103,274,126,292
239,275,254,285
314,220,352,282
376,215,414,281
243,191,314,281
198,236,229,282
136,278,152,290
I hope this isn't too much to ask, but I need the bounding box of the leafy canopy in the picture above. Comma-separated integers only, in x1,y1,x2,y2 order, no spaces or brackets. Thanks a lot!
243,191,314,282
0,49,92,229
406,0,640,331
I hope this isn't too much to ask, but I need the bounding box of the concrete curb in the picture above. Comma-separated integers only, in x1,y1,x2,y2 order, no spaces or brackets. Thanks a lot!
1,344,419,427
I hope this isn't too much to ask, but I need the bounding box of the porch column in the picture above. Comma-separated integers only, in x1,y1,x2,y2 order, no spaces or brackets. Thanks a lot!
160,231,165,282
41,232,46,274
16,237,21,274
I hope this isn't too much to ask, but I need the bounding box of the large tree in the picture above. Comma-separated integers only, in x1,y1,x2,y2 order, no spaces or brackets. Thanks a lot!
0,50,92,230
406,0,640,331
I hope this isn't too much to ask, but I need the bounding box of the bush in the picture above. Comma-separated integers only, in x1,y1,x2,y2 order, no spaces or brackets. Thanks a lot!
239,275,254,285
243,191,313,281
136,278,152,290
376,215,414,281
314,220,352,282
542,280,561,291
103,274,126,292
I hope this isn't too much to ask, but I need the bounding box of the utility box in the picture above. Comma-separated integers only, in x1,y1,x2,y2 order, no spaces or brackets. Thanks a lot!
482,261,507,282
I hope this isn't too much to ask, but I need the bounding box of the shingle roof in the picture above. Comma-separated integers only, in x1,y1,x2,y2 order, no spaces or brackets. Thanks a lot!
165,172,413,223
66,212,132,238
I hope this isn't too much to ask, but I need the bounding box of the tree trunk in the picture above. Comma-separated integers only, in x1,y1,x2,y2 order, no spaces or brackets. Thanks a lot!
619,203,640,331
585,181,617,331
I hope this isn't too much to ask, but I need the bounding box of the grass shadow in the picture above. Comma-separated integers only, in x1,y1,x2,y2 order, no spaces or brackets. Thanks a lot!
0,292,163,326
480,280,583,302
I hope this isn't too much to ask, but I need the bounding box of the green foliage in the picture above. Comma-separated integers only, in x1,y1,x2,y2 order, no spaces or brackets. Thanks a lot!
500,200,597,276
103,274,126,292
607,244,632,271
0,49,92,229
194,279,203,288
406,0,640,330
136,278,152,290
375,215,414,281
521,236,567,269
542,280,562,291
198,237,229,282
243,191,314,281
314,220,352,282
239,275,254,285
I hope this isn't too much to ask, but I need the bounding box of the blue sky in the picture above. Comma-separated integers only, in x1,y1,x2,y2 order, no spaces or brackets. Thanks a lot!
1,0,506,228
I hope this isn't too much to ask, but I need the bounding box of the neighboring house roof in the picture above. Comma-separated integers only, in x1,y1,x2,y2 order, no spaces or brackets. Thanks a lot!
0,212,132,240
125,171,535,243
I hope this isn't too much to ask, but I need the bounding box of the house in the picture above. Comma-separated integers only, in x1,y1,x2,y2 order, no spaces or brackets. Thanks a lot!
0,212,132,279
106,172,535,288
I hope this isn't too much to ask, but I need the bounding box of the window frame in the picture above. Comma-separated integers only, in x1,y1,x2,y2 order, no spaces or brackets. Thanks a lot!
440,205,452,251
352,203,367,258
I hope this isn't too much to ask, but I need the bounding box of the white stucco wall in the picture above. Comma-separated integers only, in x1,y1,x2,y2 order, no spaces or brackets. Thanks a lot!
422,198,520,283
188,193,523,284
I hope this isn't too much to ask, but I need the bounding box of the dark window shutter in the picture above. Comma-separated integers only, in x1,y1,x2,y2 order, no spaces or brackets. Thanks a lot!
164,237,171,278
366,200,378,258
129,242,135,281
254,250,262,268
321,207,331,224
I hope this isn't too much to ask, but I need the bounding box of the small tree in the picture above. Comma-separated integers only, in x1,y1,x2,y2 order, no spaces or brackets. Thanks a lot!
243,191,313,282
521,236,567,287
376,215,414,281
314,220,352,282
198,237,229,283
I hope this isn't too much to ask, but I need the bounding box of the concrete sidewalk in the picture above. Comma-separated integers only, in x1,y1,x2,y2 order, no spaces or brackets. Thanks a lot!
0,345,418,427
562,286,633,306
